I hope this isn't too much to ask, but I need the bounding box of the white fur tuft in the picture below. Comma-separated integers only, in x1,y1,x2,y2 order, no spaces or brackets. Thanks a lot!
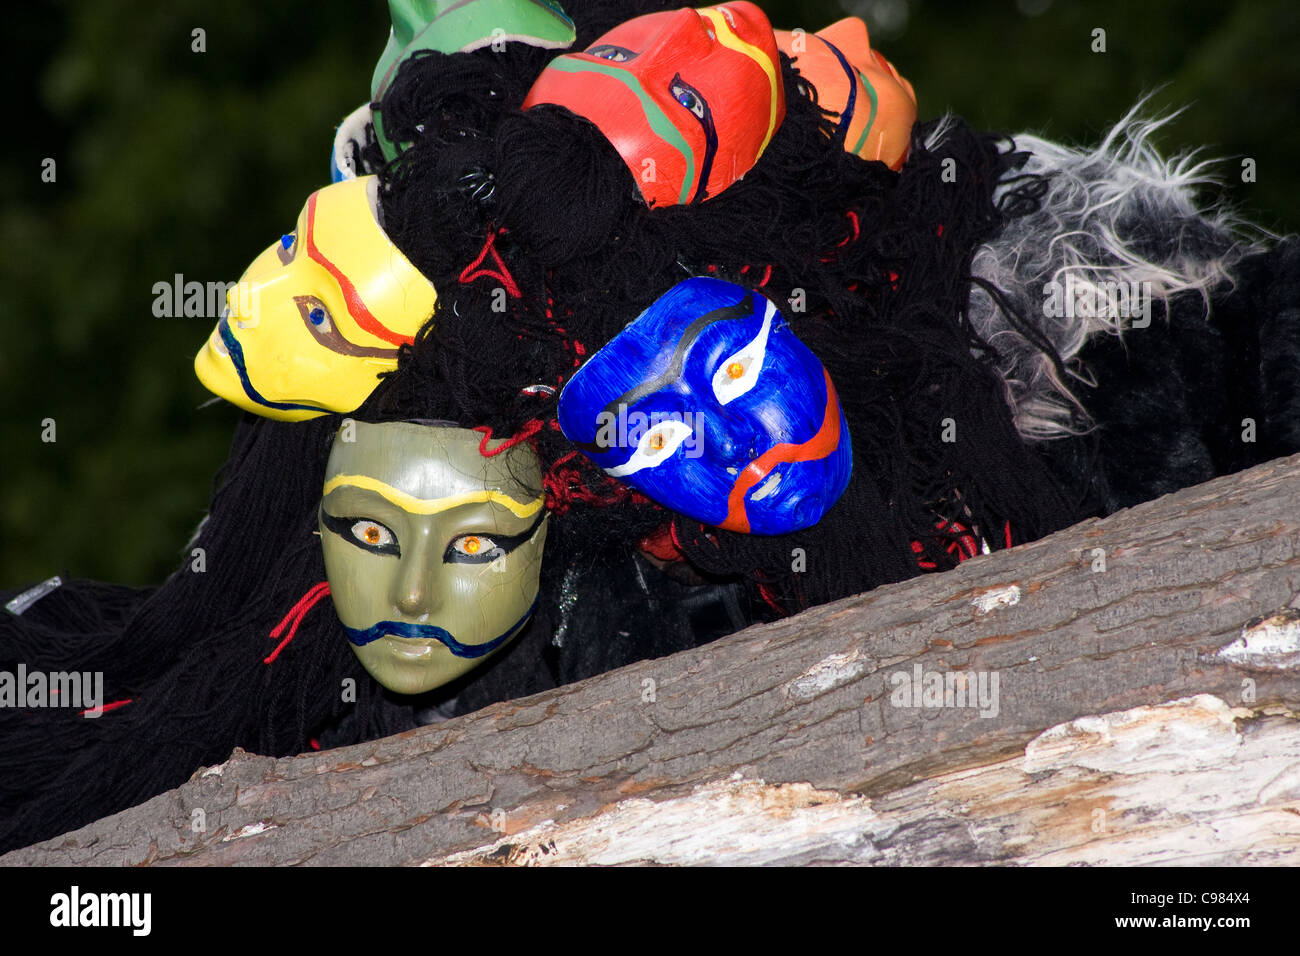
966,100,1271,440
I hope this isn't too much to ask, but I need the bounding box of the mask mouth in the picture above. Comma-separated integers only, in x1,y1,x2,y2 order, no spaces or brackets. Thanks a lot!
386,635,438,660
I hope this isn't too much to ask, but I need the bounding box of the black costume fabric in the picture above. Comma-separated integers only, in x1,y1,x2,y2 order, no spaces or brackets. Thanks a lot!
1062,238,1300,513
3,0,1297,854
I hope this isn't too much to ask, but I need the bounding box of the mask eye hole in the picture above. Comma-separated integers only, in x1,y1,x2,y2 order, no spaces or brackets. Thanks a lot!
605,418,695,478
277,232,298,265
588,44,636,62
352,520,394,549
670,79,706,119
445,533,505,564
455,535,488,555
712,301,776,405
297,297,335,334
322,511,401,556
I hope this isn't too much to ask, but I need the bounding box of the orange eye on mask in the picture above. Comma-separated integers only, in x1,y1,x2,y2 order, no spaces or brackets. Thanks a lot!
522,2,785,207
776,17,916,170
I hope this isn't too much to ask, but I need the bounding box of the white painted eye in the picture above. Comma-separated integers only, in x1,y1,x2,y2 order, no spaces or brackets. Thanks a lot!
350,520,395,549
451,534,497,557
605,419,694,478
711,299,774,405
307,304,333,333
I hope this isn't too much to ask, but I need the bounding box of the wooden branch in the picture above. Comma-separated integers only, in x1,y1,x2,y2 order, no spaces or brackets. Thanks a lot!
6,454,1300,866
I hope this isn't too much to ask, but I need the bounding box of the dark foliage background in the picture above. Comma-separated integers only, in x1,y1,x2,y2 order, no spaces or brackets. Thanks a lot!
3,0,1297,587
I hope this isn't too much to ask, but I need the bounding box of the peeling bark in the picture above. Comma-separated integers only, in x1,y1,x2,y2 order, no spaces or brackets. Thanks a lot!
436,697,1300,866
6,454,1300,866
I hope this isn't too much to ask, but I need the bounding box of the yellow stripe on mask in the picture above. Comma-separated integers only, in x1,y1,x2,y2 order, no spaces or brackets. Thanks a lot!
323,474,545,518
699,6,780,156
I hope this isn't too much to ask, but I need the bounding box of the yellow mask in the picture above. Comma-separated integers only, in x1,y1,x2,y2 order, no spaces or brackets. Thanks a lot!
194,176,437,421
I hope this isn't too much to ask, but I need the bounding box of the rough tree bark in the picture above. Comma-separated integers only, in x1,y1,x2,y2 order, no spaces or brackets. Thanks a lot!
6,455,1300,866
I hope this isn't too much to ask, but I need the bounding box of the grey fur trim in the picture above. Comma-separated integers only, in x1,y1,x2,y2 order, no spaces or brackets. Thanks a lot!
966,101,1272,440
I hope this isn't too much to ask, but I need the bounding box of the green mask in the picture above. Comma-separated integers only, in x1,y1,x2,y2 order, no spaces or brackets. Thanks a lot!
371,0,577,159
319,421,548,695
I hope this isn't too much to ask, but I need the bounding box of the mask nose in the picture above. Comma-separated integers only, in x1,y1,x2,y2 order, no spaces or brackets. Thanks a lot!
229,241,296,326
642,8,715,60
393,571,440,618
391,534,441,617
700,407,759,466
225,287,260,330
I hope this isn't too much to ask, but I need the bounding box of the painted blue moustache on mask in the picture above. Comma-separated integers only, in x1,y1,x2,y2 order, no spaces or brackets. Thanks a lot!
344,597,538,656
558,277,852,534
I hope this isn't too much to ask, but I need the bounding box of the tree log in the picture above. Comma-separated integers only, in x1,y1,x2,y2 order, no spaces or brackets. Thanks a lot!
6,454,1300,866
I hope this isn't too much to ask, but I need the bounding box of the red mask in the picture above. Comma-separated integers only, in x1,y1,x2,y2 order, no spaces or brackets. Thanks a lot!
776,18,916,170
523,3,785,207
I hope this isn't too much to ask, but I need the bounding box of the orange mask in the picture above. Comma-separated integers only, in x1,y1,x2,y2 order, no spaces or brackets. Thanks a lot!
776,17,916,170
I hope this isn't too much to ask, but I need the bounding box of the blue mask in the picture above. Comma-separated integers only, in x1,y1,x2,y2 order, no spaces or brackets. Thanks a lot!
558,277,852,534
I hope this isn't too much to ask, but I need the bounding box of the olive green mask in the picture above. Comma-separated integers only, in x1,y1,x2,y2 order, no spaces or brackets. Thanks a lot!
319,421,547,695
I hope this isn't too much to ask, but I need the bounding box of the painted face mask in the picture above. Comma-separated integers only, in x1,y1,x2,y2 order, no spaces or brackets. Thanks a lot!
371,0,578,159
522,2,785,207
193,176,437,422
558,277,852,534
319,421,548,696
775,18,916,170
